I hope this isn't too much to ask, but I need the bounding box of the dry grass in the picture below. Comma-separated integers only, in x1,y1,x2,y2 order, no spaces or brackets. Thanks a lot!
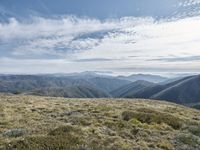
0,94,200,150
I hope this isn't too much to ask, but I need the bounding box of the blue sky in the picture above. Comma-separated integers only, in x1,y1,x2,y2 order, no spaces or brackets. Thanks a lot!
0,0,179,19
0,0,200,76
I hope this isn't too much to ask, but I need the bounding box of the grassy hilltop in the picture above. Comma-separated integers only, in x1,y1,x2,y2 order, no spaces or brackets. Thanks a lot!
0,94,200,150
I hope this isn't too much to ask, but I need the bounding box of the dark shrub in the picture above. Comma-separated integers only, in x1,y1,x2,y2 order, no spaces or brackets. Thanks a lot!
122,109,182,129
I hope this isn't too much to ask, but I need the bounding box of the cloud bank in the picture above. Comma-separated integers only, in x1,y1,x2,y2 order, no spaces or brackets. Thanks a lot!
0,14,200,75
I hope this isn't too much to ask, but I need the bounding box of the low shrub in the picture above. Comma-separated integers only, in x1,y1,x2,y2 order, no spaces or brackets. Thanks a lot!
122,109,182,130
177,133,200,149
8,135,85,150
48,125,82,136
188,125,200,137
157,140,174,150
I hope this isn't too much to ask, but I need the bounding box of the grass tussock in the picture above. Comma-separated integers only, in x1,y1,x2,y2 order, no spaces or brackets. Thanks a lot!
121,108,183,129
0,94,200,150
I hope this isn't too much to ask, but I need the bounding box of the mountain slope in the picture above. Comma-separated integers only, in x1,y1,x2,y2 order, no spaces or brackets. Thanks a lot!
0,74,129,98
110,80,155,98
0,75,111,98
86,77,131,93
29,85,110,98
118,74,167,83
0,75,89,92
151,75,200,103
132,75,200,104
50,72,132,92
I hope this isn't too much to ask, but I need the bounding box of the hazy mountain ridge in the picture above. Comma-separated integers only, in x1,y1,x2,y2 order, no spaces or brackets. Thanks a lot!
110,80,155,98
151,75,200,103
117,74,168,83
128,75,200,107
128,76,193,99
0,73,200,109
0,74,130,98
29,85,110,98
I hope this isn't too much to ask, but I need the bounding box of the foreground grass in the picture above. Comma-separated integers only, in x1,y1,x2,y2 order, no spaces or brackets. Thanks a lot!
0,94,200,150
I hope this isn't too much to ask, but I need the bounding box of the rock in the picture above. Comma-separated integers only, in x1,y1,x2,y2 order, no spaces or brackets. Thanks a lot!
61,111,84,117
101,126,116,136
3,128,27,137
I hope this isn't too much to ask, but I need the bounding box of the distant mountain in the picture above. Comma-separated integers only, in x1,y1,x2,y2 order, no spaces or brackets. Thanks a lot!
1,74,200,109
0,75,90,88
118,74,168,83
49,72,131,92
130,75,200,105
56,71,112,79
0,74,130,98
110,80,155,98
28,85,110,98
151,75,200,103
158,75,192,85
86,77,131,92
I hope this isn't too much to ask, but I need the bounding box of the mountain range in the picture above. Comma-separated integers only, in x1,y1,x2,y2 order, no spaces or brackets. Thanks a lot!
0,73,131,98
115,75,200,109
133,75,200,103
0,73,200,109
110,80,155,98
118,74,167,83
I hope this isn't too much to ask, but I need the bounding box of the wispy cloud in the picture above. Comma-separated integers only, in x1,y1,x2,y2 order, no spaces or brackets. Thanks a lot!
173,0,200,18
75,58,122,62
0,14,200,74
179,0,200,7
0,16,153,58
148,55,200,62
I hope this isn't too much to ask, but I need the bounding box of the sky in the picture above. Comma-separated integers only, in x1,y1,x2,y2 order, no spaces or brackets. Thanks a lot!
0,0,200,76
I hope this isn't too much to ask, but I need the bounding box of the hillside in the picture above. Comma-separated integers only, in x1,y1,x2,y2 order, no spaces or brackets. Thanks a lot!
1,74,200,109
0,75,129,98
110,80,155,98
0,94,200,150
86,77,131,93
118,74,167,83
29,85,110,98
151,75,200,103
130,75,200,106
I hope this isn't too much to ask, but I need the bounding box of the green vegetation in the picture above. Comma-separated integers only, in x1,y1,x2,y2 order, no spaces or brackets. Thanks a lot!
122,108,183,129
187,125,200,137
177,133,200,149
0,94,200,150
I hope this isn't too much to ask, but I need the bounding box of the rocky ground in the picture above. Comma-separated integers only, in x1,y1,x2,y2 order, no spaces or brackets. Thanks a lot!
0,94,200,150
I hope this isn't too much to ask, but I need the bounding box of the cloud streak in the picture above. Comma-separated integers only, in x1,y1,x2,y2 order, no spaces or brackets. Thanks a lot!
148,55,200,62
0,14,200,75
0,16,154,58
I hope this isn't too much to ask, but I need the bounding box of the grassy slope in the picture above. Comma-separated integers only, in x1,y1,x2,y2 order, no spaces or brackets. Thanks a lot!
0,94,200,150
